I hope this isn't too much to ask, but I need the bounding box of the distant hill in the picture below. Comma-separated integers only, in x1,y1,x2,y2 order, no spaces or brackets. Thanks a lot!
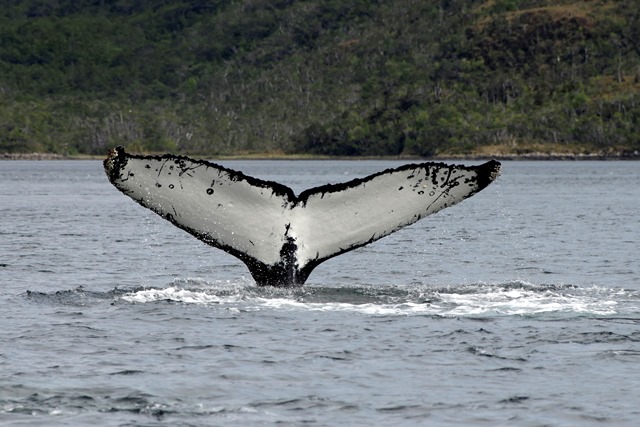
1,0,638,157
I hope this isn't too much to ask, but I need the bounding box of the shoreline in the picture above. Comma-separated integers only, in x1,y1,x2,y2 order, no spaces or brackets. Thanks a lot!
2,151,639,161
1,152,68,160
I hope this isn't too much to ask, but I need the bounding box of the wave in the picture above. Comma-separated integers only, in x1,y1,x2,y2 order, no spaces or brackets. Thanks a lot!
26,279,638,318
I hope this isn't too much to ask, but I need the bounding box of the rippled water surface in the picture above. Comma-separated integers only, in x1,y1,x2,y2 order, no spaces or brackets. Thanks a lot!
1,159,639,426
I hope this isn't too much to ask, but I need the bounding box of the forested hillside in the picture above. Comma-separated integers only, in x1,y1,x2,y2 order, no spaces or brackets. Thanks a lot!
1,0,639,157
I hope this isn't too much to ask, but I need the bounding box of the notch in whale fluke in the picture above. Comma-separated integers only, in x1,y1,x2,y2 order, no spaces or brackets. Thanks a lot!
104,146,500,287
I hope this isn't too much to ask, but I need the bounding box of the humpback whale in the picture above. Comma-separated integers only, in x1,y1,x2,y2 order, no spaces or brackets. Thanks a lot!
104,146,500,287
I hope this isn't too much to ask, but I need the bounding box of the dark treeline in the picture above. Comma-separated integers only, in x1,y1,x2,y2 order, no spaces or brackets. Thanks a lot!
1,0,639,157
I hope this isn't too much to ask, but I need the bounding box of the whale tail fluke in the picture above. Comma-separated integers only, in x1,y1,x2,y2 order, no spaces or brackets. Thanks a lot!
104,147,500,286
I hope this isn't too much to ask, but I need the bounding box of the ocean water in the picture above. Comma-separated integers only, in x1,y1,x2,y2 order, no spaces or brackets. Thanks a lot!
1,159,639,426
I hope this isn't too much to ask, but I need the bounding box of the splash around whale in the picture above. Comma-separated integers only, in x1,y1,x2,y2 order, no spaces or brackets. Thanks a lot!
104,147,500,287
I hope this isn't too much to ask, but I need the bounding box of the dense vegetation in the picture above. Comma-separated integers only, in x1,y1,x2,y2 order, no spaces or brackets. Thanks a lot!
1,0,639,157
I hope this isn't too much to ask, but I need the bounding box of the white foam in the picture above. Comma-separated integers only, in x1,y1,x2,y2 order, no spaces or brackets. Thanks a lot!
434,286,619,316
121,287,226,304
119,283,627,317
256,298,432,315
